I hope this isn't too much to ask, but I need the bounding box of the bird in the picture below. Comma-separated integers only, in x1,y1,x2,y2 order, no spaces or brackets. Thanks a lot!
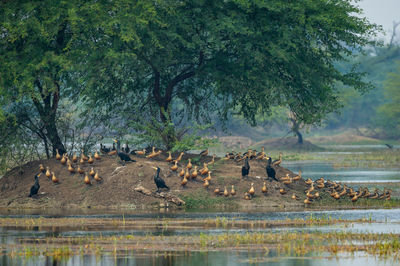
214,188,220,195
262,182,267,194
385,143,393,149
175,152,184,162
171,161,178,171
241,157,250,178
152,167,169,192
28,173,41,197
304,198,312,204
124,142,130,154
279,188,287,195
179,168,185,177
60,155,67,165
146,147,162,159
81,150,89,161
51,172,59,183
244,192,252,200
291,193,300,200
84,173,91,185
89,167,95,177
272,153,282,166
203,179,210,188
181,175,188,187
114,139,135,164
204,171,212,181
166,152,173,162
249,183,255,196
224,187,229,197
39,164,45,172
94,151,101,160
72,153,78,163
230,185,236,196
46,167,51,179
200,163,209,175
191,166,198,179
56,149,61,160
108,143,117,155
68,163,75,173
184,169,191,180
94,171,102,182
77,166,84,174
266,157,278,182
135,149,146,155
200,149,208,157
100,143,110,154
293,170,301,181
209,155,215,165
186,159,192,170
88,154,94,164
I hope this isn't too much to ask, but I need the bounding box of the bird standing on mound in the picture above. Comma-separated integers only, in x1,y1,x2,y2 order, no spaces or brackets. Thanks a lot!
114,139,135,165
28,173,41,197
266,157,278,182
241,157,250,178
152,167,169,192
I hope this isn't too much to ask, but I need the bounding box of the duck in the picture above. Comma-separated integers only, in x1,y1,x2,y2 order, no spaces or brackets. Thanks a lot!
209,155,215,165
179,168,185,177
200,149,208,157
249,183,255,196
51,172,59,183
291,193,300,200
304,198,312,204
56,149,61,160
114,140,135,164
184,169,190,180
88,154,94,164
283,177,292,185
369,189,379,199
256,147,265,159
231,185,236,196
152,167,169,192
146,147,162,159
80,156,85,164
241,157,250,178
46,167,52,178
351,193,358,202
244,192,251,200
171,161,178,171
316,182,325,189
28,173,41,197
191,166,198,179
166,152,173,162
89,167,95,177
214,188,220,195
272,153,282,166
203,179,210,188
84,173,91,185
39,164,45,172
94,171,102,182
72,153,78,163
94,151,101,160
266,157,278,182
293,170,301,181
68,163,75,173
279,188,287,195
262,182,268,194
108,143,117,155
186,159,192,170
136,149,146,156
60,155,67,165
223,187,229,197
200,163,209,175
77,165,84,174
204,171,212,181
305,178,313,185
81,150,89,161
174,152,184,162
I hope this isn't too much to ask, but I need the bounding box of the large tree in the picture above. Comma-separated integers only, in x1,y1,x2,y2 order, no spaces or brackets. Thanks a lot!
0,0,78,155
77,0,379,149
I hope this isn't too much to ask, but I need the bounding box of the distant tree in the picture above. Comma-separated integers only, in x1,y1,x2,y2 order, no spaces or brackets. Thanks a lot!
78,0,379,149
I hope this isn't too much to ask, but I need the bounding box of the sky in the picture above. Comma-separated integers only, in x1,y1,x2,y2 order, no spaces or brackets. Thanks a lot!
355,0,400,42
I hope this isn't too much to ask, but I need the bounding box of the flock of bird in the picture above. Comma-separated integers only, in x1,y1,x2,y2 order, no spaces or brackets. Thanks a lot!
28,143,392,204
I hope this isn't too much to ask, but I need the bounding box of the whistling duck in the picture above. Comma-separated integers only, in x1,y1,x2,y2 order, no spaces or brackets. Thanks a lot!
94,171,102,182
214,188,220,195
209,155,215,165
171,161,178,171
28,173,41,197
174,152,184,162
249,183,255,196
283,178,292,185
77,166,84,174
256,147,265,158
279,188,287,195
51,172,59,183
186,159,192,170
135,149,146,155
89,167,95,177
334,192,340,199
204,171,212,181
152,167,169,192
272,153,282,166
304,198,312,204
203,179,210,188
266,157,278,181
68,163,75,173
84,173,91,185
293,170,301,181
114,140,135,164
241,157,250,178
88,154,94,164
223,153,230,160
200,149,208,157
351,193,358,202
94,151,101,160
72,153,78,163
39,164,45,172
46,167,51,178
231,185,236,196
244,192,251,200
80,156,85,164
262,182,267,194
317,182,325,189
146,147,160,158
56,149,61,160
81,150,89,161
60,155,67,165
369,189,379,199
291,193,300,200
191,166,198,178
179,168,185,177
184,169,190,180
305,178,313,185
108,145,117,155
224,187,229,197
200,163,208,175
166,152,173,162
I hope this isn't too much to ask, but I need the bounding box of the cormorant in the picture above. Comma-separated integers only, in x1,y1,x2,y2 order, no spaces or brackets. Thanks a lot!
28,173,41,197
100,143,110,154
266,157,278,182
152,167,169,192
385,144,393,149
125,142,130,154
114,139,135,164
241,157,250,178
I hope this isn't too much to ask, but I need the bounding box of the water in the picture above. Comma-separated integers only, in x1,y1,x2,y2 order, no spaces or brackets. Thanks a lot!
283,162,400,183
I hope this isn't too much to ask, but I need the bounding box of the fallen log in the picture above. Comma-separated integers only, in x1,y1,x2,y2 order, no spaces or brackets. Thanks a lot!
134,185,185,206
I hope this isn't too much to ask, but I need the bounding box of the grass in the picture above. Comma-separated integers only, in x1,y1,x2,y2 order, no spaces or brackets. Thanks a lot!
180,189,238,210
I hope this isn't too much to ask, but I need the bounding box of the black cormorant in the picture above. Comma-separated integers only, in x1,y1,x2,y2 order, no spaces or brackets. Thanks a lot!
266,157,278,182
28,173,41,197
125,142,130,154
152,167,169,192
241,157,250,178
100,143,110,154
114,139,135,164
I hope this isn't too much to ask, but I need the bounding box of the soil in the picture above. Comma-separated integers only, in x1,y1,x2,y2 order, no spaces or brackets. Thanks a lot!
255,137,324,151
0,151,391,211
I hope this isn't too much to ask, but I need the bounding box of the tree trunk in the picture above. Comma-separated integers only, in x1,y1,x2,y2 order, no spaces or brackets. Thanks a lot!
290,117,303,144
294,129,303,144
45,120,66,156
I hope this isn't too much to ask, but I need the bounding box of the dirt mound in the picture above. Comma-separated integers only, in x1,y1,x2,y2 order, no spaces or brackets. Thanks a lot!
0,151,310,210
256,137,324,151
309,130,381,144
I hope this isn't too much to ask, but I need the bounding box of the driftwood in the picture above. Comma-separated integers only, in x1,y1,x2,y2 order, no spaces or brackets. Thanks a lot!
134,185,185,206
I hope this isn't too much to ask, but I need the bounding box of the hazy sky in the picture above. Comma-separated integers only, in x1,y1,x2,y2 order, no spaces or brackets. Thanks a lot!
356,0,400,41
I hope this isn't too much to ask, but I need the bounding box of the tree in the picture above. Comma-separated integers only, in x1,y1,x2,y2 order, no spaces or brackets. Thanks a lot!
0,1,78,155
76,0,379,149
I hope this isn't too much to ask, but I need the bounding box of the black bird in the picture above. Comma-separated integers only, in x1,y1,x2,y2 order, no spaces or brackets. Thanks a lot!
152,167,169,192
241,157,250,178
100,143,110,154
266,157,278,182
28,173,41,197
125,142,130,154
114,139,135,164
385,143,393,149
